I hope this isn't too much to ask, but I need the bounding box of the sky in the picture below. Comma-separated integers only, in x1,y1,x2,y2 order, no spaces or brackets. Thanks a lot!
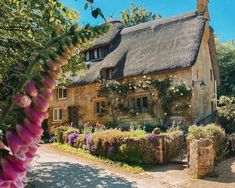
60,0,235,42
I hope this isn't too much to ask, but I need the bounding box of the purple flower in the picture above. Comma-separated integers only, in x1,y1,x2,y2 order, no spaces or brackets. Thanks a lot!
67,133,79,145
147,134,158,145
108,145,114,154
84,133,92,144
90,145,96,153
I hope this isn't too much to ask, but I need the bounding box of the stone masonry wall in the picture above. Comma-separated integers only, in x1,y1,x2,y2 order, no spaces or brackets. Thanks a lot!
189,139,216,178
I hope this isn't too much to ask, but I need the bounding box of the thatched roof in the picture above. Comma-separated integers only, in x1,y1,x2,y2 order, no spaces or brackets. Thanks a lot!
89,19,124,49
70,12,207,87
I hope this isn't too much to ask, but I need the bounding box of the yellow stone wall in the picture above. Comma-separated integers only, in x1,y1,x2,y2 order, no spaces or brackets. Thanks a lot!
48,69,193,129
191,22,217,123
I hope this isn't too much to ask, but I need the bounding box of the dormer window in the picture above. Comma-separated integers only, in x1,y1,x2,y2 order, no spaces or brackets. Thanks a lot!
85,46,109,61
101,68,114,80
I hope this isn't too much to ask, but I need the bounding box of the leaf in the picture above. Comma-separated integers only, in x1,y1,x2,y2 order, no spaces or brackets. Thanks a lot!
87,0,94,4
92,8,102,19
49,17,55,23
84,3,89,10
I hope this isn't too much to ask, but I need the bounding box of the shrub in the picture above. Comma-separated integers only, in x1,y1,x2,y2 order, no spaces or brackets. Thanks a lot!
216,96,235,133
187,124,226,159
104,121,117,129
163,130,184,160
54,125,79,144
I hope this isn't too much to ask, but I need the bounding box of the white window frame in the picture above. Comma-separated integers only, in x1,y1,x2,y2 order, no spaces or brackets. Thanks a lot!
53,108,63,121
57,88,67,100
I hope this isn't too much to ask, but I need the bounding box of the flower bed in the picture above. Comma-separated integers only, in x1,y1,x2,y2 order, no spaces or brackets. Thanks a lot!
54,127,183,164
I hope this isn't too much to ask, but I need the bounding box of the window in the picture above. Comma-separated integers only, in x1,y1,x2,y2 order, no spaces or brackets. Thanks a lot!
105,69,113,80
210,69,213,81
130,97,148,111
57,88,67,100
53,108,63,121
196,70,199,79
96,101,106,114
85,46,109,61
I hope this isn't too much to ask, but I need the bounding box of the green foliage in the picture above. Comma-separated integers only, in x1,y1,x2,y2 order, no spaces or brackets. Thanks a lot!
54,125,79,144
216,39,235,96
120,3,161,27
104,121,117,129
163,130,184,160
217,96,235,133
0,0,81,78
187,124,226,159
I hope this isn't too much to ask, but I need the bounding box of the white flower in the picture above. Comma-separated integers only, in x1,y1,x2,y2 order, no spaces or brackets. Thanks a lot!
180,93,183,96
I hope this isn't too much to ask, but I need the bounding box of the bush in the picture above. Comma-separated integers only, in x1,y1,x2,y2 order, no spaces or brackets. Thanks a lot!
187,124,226,159
104,121,117,129
54,125,79,144
216,96,235,133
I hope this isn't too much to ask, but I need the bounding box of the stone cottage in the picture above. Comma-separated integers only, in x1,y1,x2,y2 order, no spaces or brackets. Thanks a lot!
48,0,219,130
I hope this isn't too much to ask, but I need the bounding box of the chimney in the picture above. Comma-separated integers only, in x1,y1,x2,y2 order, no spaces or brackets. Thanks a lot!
197,0,210,20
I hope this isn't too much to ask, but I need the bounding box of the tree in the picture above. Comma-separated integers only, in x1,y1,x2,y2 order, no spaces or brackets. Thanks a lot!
0,0,81,79
216,39,235,96
120,3,161,27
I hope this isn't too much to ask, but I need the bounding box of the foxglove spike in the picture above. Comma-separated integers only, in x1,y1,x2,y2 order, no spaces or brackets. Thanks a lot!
26,81,38,97
24,119,44,137
41,76,56,90
13,94,31,108
32,95,49,112
40,88,53,101
6,131,28,157
25,107,45,125
16,124,36,144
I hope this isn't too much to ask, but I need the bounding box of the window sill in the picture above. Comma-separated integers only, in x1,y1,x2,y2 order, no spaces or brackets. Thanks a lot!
52,120,63,122
57,98,68,101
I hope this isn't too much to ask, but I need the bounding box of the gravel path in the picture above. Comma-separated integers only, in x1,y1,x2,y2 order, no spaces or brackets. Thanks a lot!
28,145,165,188
28,144,235,188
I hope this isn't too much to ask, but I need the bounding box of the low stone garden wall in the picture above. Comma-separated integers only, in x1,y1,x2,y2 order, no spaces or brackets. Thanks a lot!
54,127,184,164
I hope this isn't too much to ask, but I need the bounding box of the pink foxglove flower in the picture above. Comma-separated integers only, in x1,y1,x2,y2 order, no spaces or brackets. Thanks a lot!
25,107,45,125
16,124,37,144
26,81,38,97
41,76,56,90
13,94,31,108
0,174,12,188
46,60,60,71
32,95,49,112
56,57,68,66
24,119,44,137
6,131,28,159
40,88,53,101
0,157,26,182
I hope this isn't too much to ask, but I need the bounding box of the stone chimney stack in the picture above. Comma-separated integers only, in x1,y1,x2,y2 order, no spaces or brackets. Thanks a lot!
197,0,210,20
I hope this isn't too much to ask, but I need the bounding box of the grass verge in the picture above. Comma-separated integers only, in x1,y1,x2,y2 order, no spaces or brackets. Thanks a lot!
51,143,145,174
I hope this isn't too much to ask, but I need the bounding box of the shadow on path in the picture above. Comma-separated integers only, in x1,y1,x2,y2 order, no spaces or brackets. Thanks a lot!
28,162,136,188
205,156,235,184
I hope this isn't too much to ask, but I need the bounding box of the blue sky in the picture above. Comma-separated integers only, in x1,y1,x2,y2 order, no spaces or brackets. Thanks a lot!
61,0,235,42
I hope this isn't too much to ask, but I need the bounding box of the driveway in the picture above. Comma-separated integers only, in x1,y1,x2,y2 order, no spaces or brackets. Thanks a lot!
28,144,235,188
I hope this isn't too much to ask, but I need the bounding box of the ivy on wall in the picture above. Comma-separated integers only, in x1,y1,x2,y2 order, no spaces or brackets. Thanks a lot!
98,76,192,125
